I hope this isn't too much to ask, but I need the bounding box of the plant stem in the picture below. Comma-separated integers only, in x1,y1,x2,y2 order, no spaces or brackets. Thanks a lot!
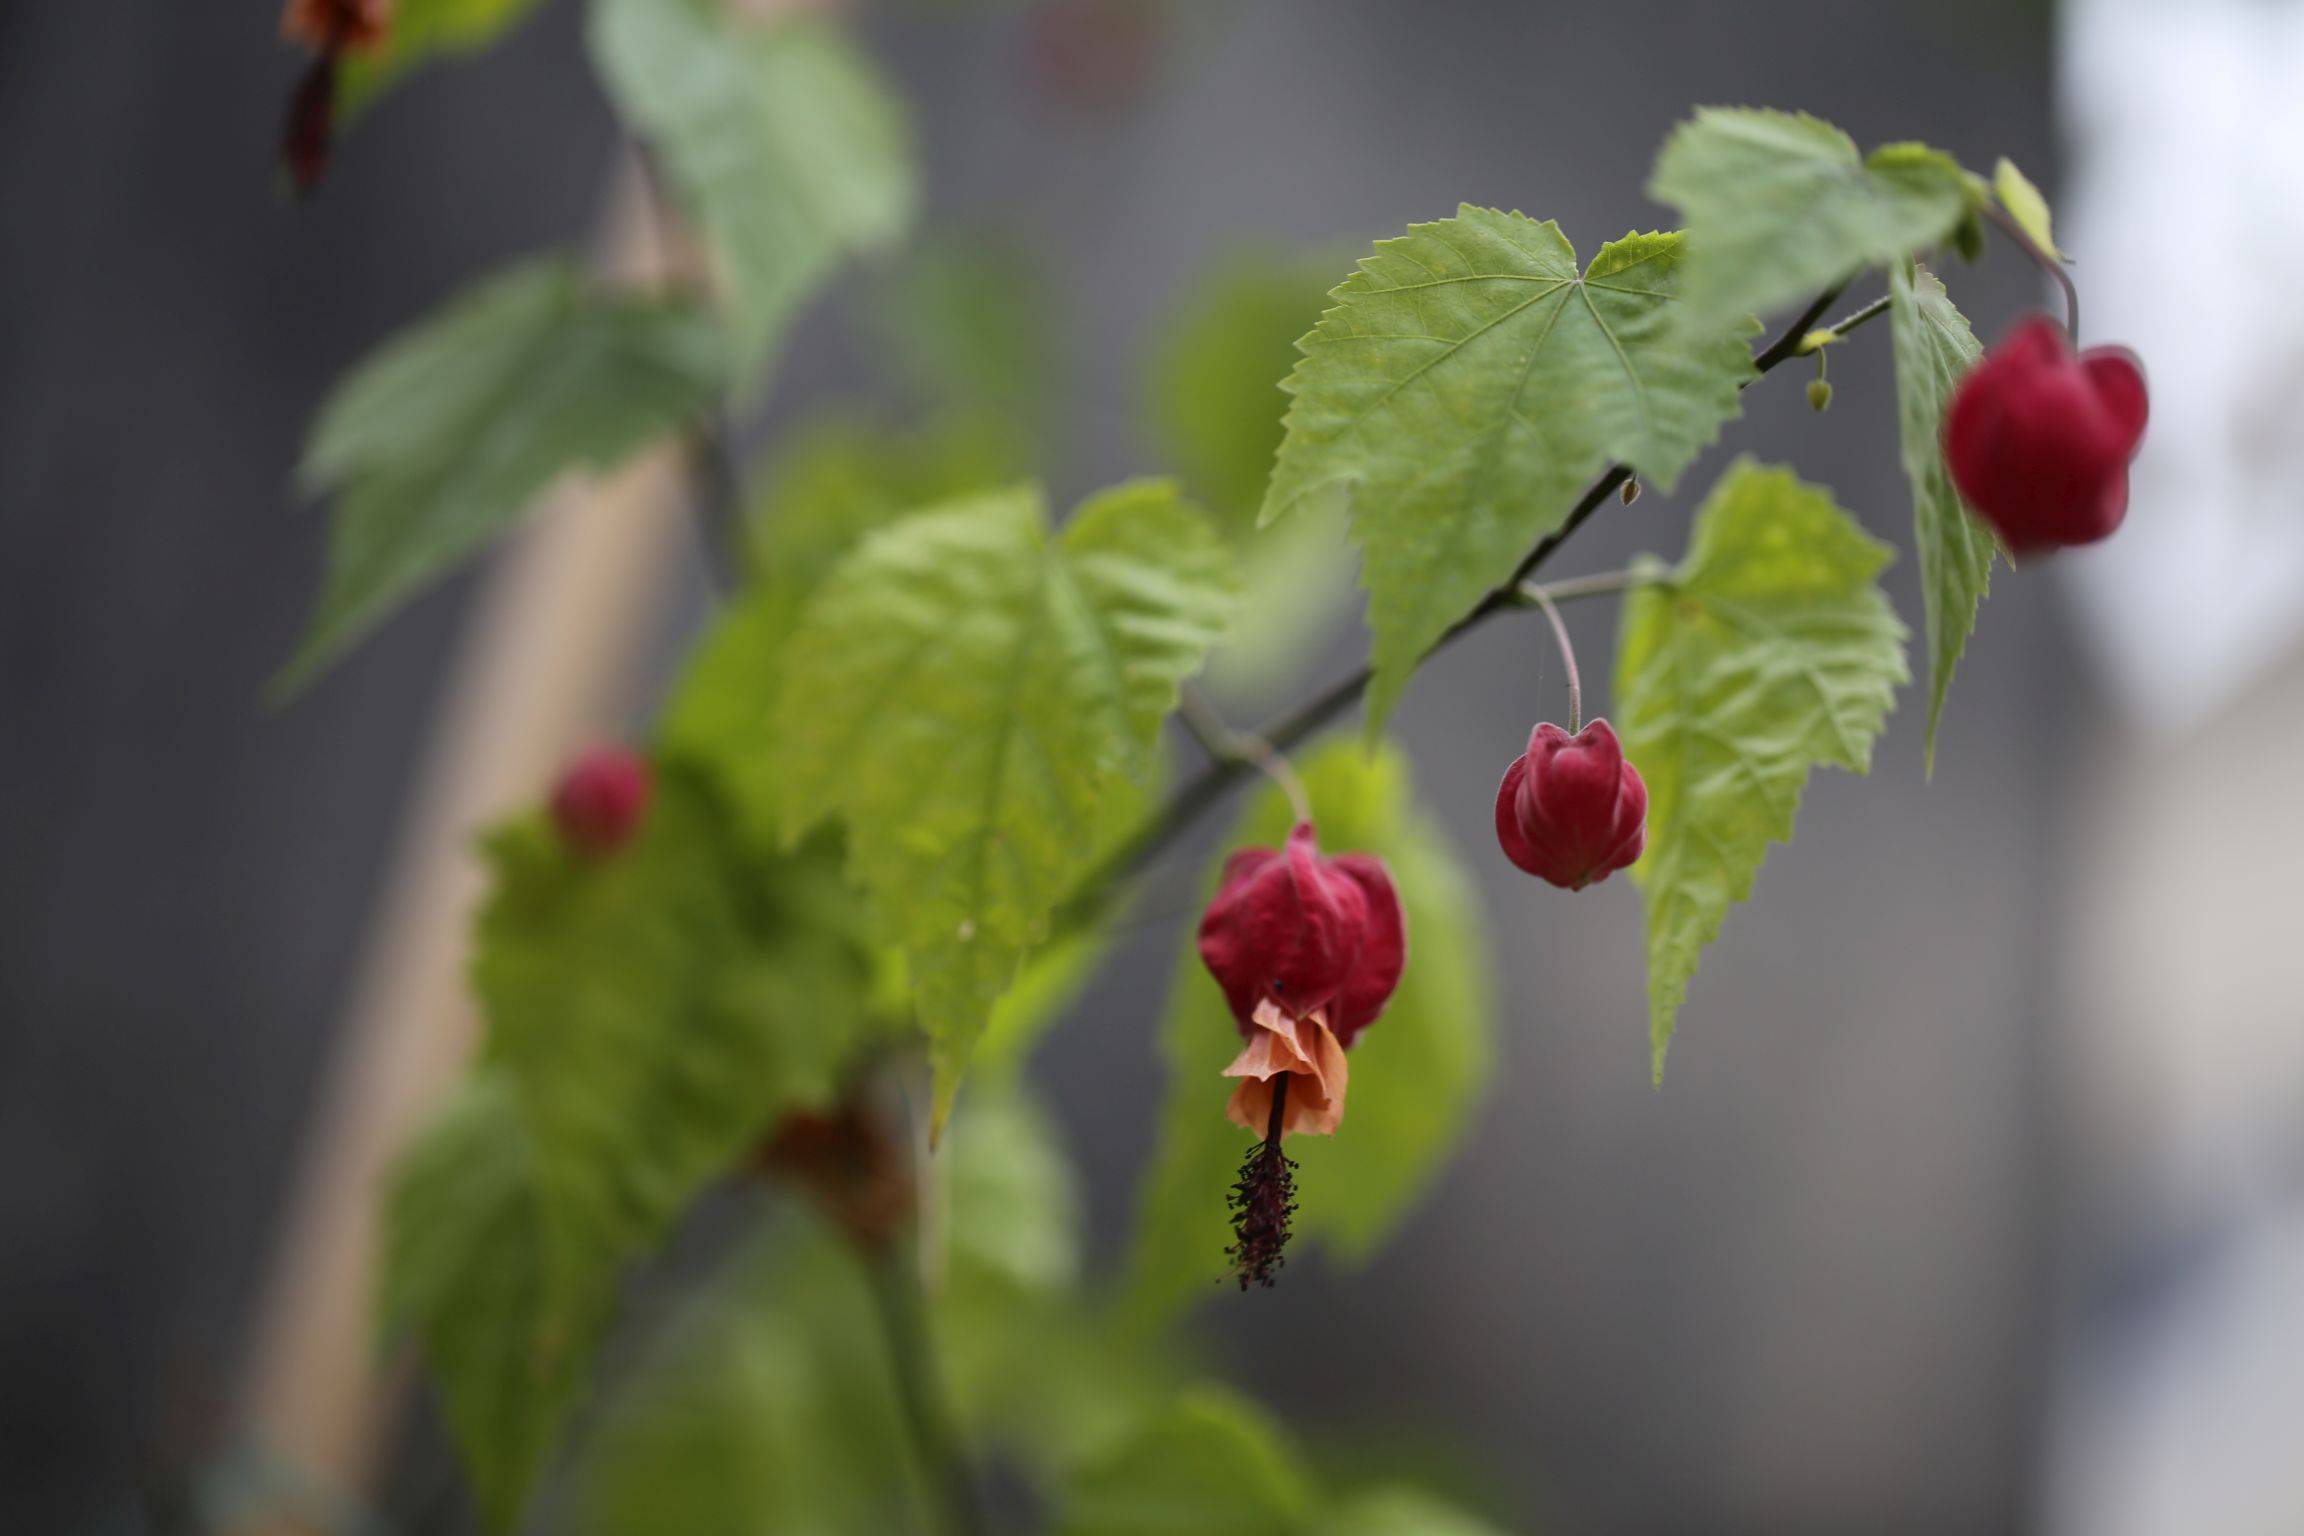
1977,200,2079,340
1526,580,1581,734
1516,568,1651,605
864,1249,988,1536
1177,682,1313,826
1058,278,1889,925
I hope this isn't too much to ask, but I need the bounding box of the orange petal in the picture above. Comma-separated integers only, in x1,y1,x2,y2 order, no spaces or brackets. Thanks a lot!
1221,1001,1349,1137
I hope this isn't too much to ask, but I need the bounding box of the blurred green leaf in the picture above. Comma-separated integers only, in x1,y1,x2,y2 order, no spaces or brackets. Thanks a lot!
1262,210,1755,734
589,0,916,382
1648,108,1974,330
1055,1385,1316,1536
277,259,724,694
476,765,876,1311
1327,1487,1510,1536
772,480,1238,1125
382,1074,609,1534
874,237,1054,443
1991,156,2061,260
1125,739,1495,1326
1144,252,1359,700
337,0,549,118
1615,459,1908,1078
1887,260,1994,770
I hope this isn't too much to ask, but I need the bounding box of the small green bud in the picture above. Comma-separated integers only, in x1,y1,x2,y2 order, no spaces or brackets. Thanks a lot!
1620,477,1641,506
1797,329,1837,356
1806,377,1834,413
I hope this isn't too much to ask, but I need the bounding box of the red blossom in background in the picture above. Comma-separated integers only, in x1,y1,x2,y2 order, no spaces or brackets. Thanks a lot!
549,746,651,859
1944,314,2149,555
277,0,393,196
1494,718,1647,890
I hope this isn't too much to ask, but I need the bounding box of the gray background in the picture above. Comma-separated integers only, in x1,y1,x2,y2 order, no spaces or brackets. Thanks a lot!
0,1,2072,1531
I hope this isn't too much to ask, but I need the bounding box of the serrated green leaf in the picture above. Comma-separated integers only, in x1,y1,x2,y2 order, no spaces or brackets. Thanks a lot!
589,0,915,382
1124,740,1495,1327
382,1075,609,1533
1055,1386,1315,1536
476,766,874,1312
1616,459,1908,1078
1992,156,2061,260
1262,208,1756,733
772,480,1238,1122
337,0,549,118
277,259,725,694
1649,108,1975,331
1888,260,1994,771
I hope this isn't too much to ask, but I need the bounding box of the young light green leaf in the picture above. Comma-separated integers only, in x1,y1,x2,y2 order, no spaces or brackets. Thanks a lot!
1054,1386,1316,1536
382,1075,612,1534
1124,740,1495,1327
337,0,549,117
772,481,1238,1124
1888,260,1994,770
1615,459,1908,1079
657,413,1026,851
1992,156,2062,260
1262,208,1756,732
589,0,915,381
476,767,875,1310
1649,108,1975,331
277,259,724,694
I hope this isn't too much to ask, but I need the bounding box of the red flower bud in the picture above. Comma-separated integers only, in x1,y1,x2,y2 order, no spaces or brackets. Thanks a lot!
1494,718,1647,890
1196,823,1405,1045
550,746,651,858
1944,314,2149,555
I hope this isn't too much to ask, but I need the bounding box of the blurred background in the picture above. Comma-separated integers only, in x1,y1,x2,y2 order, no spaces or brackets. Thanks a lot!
6,0,2303,1532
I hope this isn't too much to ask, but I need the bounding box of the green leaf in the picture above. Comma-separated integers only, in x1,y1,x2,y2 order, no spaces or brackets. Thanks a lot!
658,414,1025,849
337,0,549,118
1261,208,1756,732
1327,1488,1510,1536
1615,459,1908,1078
589,0,916,381
475,766,875,1308
1146,250,1360,700
1124,740,1495,1327
873,237,1054,442
1648,108,1975,331
572,1218,925,1536
1992,156,2062,260
1055,1386,1315,1536
772,480,1238,1123
1888,260,1994,771
382,1075,610,1533
278,259,724,694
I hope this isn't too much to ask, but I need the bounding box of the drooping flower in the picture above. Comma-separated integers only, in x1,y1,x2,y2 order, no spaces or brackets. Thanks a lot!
1494,718,1647,890
1944,314,2149,555
550,746,651,859
277,0,393,196
1196,822,1405,1287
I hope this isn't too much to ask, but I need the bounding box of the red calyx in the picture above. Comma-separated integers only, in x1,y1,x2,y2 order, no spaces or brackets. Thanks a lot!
1944,314,2149,556
1494,718,1647,890
550,746,651,859
1196,823,1405,1048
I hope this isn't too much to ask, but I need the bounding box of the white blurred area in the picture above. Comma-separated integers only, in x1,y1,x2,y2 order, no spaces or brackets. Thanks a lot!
2050,0,2304,1530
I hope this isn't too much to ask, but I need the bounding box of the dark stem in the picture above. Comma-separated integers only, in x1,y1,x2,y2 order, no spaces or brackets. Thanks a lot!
865,1250,989,1536
1265,1071,1290,1145
683,410,746,598
1058,278,1887,928
1977,200,2079,340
